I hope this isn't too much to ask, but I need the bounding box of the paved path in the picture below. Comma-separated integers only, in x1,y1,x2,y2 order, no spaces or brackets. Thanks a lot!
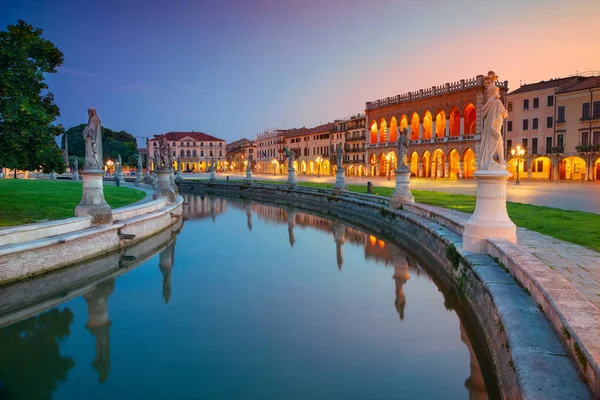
183,172,600,214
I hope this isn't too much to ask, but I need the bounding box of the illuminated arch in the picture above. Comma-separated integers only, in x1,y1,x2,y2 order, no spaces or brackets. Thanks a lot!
449,148,460,178
432,148,446,178
409,151,419,176
422,111,433,139
410,113,420,141
422,150,431,178
379,153,387,177
399,115,409,134
531,156,551,180
462,147,476,178
559,156,587,181
370,121,378,144
389,116,398,143
449,106,460,136
464,103,476,134
435,110,446,138
379,119,388,143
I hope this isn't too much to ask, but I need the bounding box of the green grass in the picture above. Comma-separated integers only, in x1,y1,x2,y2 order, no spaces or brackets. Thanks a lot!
0,179,146,227
259,180,600,251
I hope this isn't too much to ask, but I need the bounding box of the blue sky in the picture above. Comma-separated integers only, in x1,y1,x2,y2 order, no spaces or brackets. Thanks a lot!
3,0,599,145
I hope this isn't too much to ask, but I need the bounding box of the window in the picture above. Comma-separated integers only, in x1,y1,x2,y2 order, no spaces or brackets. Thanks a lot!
153,142,157,147
547,116,553,128
522,138,528,150
219,143,223,147
187,142,190,146
545,137,552,153
201,150,204,157
186,150,190,157
172,151,176,157
557,106,565,122
532,118,538,130
533,98,539,109
536,160,543,172
192,150,197,156
594,132,600,145
193,142,196,146
507,139,512,152
172,142,176,147
522,119,529,130
557,134,564,148
209,150,213,157
532,138,538,154
582,103,591,120
507,121,513,131
547,95,554,107
594,102,600,119
523,99,529,110
508,102,513,112
201,142,204,147
180,150,184,156
219,150,222,156
581,132,589,146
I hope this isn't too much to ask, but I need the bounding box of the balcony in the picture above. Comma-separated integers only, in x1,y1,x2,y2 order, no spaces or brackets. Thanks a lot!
346,135,366,142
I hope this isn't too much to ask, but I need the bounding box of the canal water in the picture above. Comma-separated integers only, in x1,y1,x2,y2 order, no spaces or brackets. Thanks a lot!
0,194,497,400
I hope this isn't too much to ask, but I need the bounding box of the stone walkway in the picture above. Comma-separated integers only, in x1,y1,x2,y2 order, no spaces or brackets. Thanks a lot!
424,205,600,309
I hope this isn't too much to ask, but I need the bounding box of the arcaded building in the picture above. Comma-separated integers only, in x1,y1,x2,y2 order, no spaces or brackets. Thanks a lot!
148,131,226,172
365,74,509,178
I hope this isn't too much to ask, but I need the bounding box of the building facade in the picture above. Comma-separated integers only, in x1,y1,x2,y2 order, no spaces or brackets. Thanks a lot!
225,138,256,172
148,132,226,172
255,129,285,174
365,74,509,179
343,114,367,176
282,123,335,176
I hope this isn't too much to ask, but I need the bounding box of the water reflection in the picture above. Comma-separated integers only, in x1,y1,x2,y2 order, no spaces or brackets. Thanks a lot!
0,194,494,399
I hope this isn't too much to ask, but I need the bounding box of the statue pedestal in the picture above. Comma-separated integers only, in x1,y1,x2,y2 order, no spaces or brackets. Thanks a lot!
390,168,414,208
151,173,158,189
209,170,216,183
144,171,151,183
135,169,143,186
244,168,253,185
463,170,516,253
153,169,176,204
75,170,112,225
49,171,56,180
73,171,80,181
286,167,297,188
175,169,183,183
117,171,124,182
332,167,347,195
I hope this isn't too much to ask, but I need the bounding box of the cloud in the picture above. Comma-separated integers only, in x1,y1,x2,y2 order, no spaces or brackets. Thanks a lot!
59,67,98,77
175,83,206,93
122,83,163,92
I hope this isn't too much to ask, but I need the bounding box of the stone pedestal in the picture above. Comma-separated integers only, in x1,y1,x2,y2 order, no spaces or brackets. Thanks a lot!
73,171,80,181
244,168,253,184
135,168,143,186
332,167,347,195
390,168,414,208
144,171,151,182
463,170,516,253
286,167,297,188
153,169,176,203
209,170,216,183
175,169,183,183
151,173,158,189
117,170,124,182
49,171,56,180
75,170,113,225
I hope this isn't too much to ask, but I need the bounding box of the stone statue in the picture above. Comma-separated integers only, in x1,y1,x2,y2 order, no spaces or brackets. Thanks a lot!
137,153,143,170
397,127,409,169
117,154,122,172
153,151,160,171
336,144,344,169
209,156,215,172
158,135,171,170
246,154,253,171
479,71,509,171
73,157,78,171
82,108,103,170
287,149,295,169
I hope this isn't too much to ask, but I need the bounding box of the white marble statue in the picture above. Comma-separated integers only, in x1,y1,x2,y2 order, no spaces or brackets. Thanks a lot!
153,151,160,171
73,157,78,171
336,144,344,169
117,154,122,172
137,153,143,170
209,156,215,172
397,127,409,169
158,135,171,170
247,154,253,171
82,108,103,170
287,149,295,170
479,71,509,171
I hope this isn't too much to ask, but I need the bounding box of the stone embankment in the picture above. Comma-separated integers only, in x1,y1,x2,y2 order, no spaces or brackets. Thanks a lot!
179,179,596,400
0,194,183,284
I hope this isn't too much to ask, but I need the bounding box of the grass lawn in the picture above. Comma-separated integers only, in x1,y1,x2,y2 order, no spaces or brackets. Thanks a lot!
0,179,146,227
258,180,600,252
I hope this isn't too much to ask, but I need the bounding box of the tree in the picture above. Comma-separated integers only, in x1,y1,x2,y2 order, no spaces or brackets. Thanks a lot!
62,124,139,166
0,20,66,175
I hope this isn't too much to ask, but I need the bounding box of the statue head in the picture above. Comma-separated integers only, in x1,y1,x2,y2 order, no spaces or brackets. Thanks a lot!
87,108,97,118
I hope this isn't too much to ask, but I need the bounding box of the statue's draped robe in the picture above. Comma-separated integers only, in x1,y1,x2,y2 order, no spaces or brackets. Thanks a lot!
479,96,508,171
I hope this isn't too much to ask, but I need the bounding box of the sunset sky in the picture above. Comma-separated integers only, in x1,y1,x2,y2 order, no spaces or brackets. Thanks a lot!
3,0,600,144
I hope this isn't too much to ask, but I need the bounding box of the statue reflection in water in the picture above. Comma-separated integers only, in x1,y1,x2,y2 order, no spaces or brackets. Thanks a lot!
159,239,177,304
83,278,115,384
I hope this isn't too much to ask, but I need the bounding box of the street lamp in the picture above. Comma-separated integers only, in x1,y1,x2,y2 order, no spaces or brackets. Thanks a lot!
510,145,526,184
106,159,114,175
316,156,322,177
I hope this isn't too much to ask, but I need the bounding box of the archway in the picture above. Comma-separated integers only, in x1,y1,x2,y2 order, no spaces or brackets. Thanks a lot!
301,160,307,174
422,111,433,139
595,157,600,181
293,160,298,171
370,153,377,176
449,106,460,136
309,161,315,175
358,165,365,177
432,149,446,178
399,115,409,135
560,156,586,180
389,117,398,143
410,113,420,141
422,151,431,178
464,103,476,135
347,165,354,176
410,151,419,176
380,119,388,143
449,149,460,178
199,161,206,172
463,148,476,178
507,158,526,181
322,159,330,175
370,121,378,144
379,153,387,177
531,157,551,180
435,110,446,138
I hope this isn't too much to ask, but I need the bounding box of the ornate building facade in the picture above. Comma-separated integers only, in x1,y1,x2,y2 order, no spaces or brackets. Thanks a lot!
148,132,226,172
225,138,256,172
364,74,509,179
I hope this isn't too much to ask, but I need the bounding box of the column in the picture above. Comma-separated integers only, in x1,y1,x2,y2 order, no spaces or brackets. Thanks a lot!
460,116,465,136
444,161,450,178
376,128,380,143
526,158,532,180
418,162,424,178
419,123,423,140
445,119,450,137
459,161,464,179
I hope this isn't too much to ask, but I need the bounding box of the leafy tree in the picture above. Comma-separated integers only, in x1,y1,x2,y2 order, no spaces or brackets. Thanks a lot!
0,307,75,399
0,20,66,176
62,124,139,166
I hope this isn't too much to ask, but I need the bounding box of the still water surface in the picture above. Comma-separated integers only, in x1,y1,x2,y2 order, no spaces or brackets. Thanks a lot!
0,195,494,400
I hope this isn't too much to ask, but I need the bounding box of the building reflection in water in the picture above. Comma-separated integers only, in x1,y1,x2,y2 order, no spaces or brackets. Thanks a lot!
182,193,227,223
83,278,115,384
159,240,177,304
461,322,489,400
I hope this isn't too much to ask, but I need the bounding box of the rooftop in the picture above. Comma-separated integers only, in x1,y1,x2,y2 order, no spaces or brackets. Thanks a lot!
152,132,224,142
508,76,583,95
557,76,600,94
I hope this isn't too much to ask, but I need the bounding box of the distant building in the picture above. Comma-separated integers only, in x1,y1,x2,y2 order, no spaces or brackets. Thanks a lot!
282,122,335,175
343,114,367,176
226,138,256,172
148,131,226,172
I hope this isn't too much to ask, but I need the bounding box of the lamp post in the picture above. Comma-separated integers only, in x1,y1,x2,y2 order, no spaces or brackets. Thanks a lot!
316,156,322,177
510,145,526,185
106,160,114,175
